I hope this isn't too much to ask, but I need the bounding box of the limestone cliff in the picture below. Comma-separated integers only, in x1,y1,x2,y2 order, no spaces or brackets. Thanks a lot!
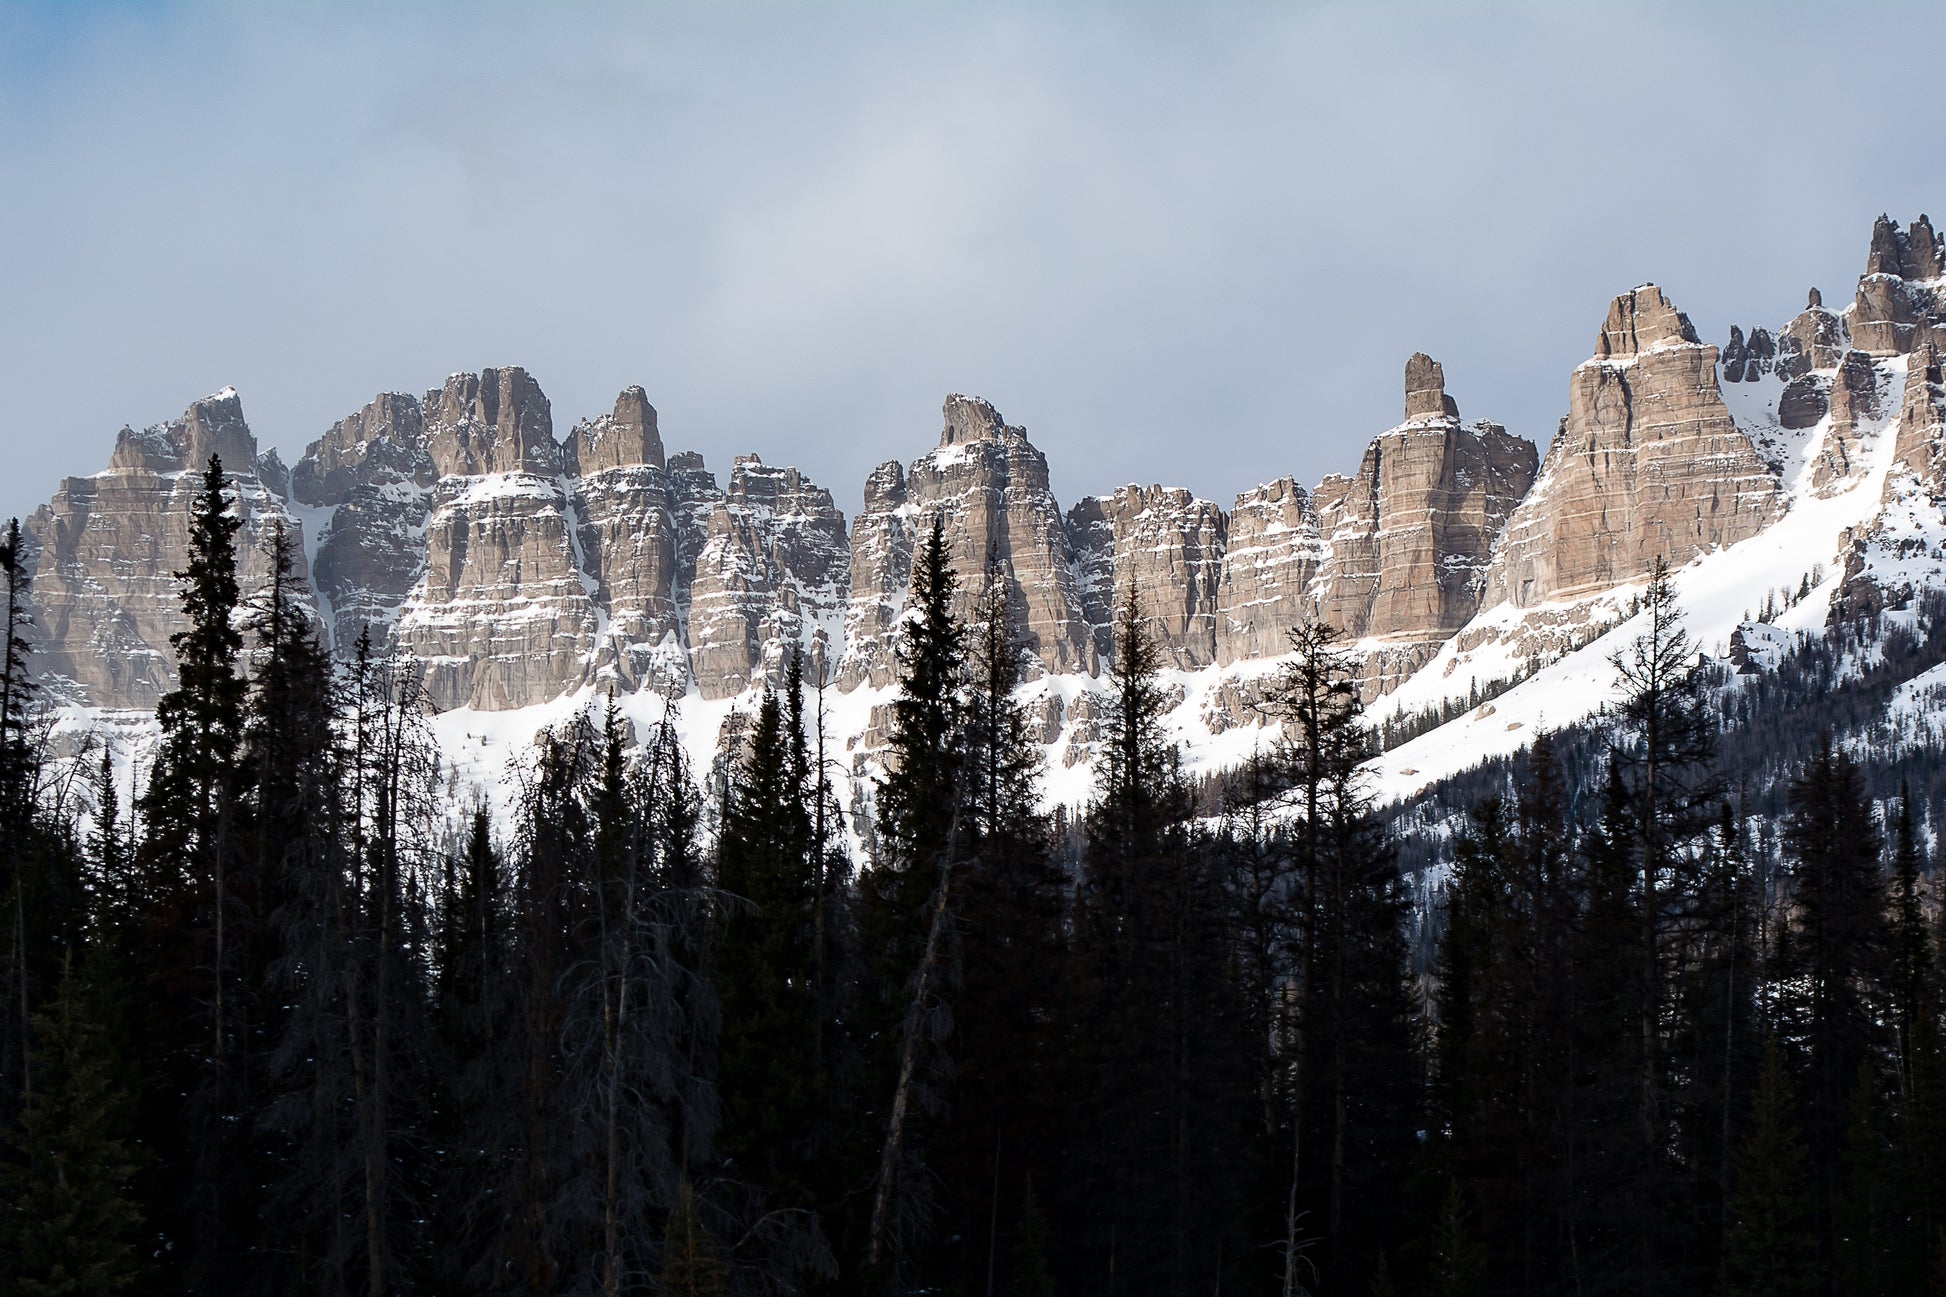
838,395,1093,688
24,389,305,708
1484,287,1784,607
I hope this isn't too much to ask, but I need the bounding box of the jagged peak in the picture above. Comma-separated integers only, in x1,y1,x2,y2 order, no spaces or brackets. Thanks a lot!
1402,352,1460,421
1593,284,1700,360
570,384,664,473
424,366,557,476
106,385,259,475
939,393,1016,447
1864,213,1943,282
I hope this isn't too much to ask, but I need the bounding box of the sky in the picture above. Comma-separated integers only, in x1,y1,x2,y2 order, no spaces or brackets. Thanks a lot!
1,1,1941,529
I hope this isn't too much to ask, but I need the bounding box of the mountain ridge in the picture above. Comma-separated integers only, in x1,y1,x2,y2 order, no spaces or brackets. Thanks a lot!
17,211,1946,811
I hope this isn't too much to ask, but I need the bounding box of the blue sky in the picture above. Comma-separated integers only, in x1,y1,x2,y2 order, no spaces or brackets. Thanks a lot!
1,1,1938,526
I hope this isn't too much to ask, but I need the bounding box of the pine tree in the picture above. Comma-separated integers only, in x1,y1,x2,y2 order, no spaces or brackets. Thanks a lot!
1606,558,1719,1290
859,517,969,1282
1064,591,1253,1297
657,1179,729,1297
1721,1038,1817,1297
1424,1179,1486,1297
1,515,46,1138
1889,785,1934,1098
1782,736,1889,1281
132,455,251,1289
0,952,144,1297
1837,1060,1888,1297
1265,619,1417,1295
1005,1177,1056,1297
713,687,823,1209
928,564,1067,1292
1563,760,1651,1295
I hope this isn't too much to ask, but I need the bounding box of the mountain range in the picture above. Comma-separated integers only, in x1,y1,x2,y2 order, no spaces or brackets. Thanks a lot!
17,211,1946,810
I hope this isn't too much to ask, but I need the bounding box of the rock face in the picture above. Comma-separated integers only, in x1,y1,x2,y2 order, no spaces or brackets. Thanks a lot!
23,389,305,708
292,391,436,652
396,369,599,711
1311,357,1538,642
566,388,686,694
36,212,1942,758
839,395,1093,687
1067,485,1226,669
686,456,849,699
1852,215,1946,357
1891,341,1946,490
1213,477,1326,664
1485,286,1785,607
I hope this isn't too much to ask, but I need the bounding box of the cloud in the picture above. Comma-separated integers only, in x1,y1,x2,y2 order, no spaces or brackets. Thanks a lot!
0,1,1936,531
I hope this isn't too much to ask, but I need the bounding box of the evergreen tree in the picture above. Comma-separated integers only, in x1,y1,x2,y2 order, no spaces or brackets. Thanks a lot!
1889,785,1934,1097
1064,591,1253,1297
858,517,968,1282
0,952,144,1297
132,455,252,1290
657,1179,729,1297
1721,1039,1817,1297
1265,619,1418,1295
1607,558,1719,1291
927,563,1067,1293
713,687,823,1210
1563,760,1652,1296
1782,736,1889,1283
1424,1179,1486,1297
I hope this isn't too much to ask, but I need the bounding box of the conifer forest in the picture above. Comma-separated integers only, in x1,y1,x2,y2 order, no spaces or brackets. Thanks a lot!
3,461,1945,1297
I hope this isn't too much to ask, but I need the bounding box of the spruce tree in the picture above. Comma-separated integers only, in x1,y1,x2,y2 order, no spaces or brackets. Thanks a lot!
1606,558,1719,1290
1722,1038,1817,1297
1782,736,1889,1281
1265,619,1417,1295
0,952,144,1297
133,455,251,1289
858,516,968,1282
929,564,1067,1292
1065,591,1252,1297
713,687,823,1210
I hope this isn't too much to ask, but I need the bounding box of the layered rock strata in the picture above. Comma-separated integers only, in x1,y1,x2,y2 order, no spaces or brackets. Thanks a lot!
686,456,849,699
838,395,1094,688
396,368,600,711
24,389,304,708
1485,286,1785,607
1067,485,1226,669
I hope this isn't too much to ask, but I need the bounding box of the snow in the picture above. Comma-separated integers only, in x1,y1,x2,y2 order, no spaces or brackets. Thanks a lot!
1367,355,1911,803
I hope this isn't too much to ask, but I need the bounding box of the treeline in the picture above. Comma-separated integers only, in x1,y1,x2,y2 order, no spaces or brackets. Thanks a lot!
0,467,1942,1297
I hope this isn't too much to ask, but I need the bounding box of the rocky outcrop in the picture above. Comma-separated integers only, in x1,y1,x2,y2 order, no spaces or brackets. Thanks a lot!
1890,341,1946,491
686,456,849,699
838,395,1093,687
1851,215,1945,357
1810,351,1884,491
395,370,597,711
836,460,913,690
1202,357,1534,698
1310,356,1537,645
1485,286,1784,607
23,389,305,708
292,391,436,652
1719,325,1776,383
1067,485,1226,669
1213,477,1326,665
566,388,686,694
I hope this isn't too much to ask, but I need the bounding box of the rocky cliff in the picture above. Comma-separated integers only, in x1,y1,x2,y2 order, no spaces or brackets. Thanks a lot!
24,388,303,708
24,211,1946,801
1484,286,1784,608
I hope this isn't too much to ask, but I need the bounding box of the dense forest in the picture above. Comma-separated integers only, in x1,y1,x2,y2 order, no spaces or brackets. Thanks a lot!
2,459,1944,1297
